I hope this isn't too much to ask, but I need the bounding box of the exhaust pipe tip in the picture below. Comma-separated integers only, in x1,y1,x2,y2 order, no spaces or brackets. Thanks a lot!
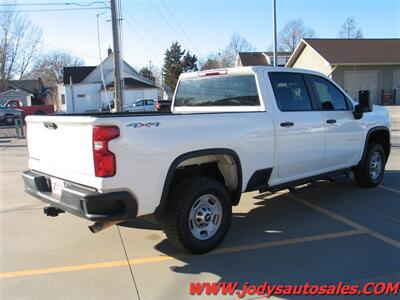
88,221,120,234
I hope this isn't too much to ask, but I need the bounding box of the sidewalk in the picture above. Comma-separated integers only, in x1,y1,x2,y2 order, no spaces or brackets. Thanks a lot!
386,106,400,131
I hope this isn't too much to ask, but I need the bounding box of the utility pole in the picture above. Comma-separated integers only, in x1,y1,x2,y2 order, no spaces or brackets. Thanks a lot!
110,0,124,111
272,0,277,67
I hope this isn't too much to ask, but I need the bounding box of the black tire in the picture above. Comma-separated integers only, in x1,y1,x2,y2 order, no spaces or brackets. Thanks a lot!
355,142,385,187
164,177,232,254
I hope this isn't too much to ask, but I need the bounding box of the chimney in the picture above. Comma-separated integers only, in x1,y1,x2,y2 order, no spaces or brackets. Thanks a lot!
107,47,112,56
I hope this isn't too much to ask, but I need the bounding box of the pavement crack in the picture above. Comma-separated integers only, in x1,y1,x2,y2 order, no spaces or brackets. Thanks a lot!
117,225,141,300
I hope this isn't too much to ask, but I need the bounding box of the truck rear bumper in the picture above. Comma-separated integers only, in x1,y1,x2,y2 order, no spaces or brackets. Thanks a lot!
22,170,137,222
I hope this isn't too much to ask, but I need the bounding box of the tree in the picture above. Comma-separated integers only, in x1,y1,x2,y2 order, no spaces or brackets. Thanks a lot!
338,17,363,39
0,4,43,90
220,32,255,67
199,56,221,71
27,51,83,85
181,51,198,73
162,42,198,91
279,19,315,52
200,33,255,70
139,66,156,82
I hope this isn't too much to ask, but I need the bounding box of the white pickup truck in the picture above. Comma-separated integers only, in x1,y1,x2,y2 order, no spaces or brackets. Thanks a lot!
23,67,391,253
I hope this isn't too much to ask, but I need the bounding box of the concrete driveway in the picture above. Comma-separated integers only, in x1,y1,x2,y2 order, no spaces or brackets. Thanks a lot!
0,132,399,300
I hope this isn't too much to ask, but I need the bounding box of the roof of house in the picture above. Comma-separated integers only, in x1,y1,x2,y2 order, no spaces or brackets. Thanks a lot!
106,78,156,89
238,51,293,66
8,79,41,93
237,52,268,66
0,88,32,96
63,66,96,84
288,38,400,66
264,51,293,57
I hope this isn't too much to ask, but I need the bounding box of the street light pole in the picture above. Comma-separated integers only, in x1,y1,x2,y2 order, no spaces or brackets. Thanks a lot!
272,0,277,67
110,0,124,112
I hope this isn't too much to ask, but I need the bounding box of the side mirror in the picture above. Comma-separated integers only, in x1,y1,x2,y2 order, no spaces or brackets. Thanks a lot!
354,90,373,119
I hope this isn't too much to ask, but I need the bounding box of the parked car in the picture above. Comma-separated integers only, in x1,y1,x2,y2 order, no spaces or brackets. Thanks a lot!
155,100,172,112
124,99,156,112
4,99,54,117
0,105,23,125
23,67,391,254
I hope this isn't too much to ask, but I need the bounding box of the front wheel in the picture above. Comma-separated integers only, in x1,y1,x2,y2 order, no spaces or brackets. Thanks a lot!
355,143,385,187
164,177,232,254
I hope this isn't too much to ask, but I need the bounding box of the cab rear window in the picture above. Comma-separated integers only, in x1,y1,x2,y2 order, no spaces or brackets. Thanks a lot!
174,75,260,107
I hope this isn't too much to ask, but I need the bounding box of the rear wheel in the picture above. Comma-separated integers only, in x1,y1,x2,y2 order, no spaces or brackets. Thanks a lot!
355,143,385,187
164,177,232,254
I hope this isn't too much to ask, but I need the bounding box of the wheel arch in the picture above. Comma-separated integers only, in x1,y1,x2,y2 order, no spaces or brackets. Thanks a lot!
154,148,243,220
359,126,391,166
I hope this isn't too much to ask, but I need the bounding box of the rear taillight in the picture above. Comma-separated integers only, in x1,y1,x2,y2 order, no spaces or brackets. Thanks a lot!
93,126,119,177
156,101,161,110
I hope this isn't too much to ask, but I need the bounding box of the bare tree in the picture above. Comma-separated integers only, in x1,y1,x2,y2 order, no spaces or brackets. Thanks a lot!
220,32,255,67
339,17,363,39
0,4,42,90
279,19,315,52
27,51,83,85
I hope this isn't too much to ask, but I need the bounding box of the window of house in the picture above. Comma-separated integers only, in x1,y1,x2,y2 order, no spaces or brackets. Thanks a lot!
77,94,85,98
308,76,348,110
174,75,260,107
268,72,313,111
61,94,65,104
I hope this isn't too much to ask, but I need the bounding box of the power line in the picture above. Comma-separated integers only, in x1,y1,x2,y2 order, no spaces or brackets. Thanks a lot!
160,0,202,57
0,7,108,13
0,2,104,6
3,25,99,60
123,10,166,50
148,0,193,54
122,13,163,66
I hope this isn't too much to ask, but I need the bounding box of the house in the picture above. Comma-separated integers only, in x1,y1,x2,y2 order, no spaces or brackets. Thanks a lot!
58,51,158,113
236,51,292,67
286,38,400,105
0,87,32,106
0,78,51,106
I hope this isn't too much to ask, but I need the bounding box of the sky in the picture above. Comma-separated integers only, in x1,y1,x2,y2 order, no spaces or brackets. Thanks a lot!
7,0,400,70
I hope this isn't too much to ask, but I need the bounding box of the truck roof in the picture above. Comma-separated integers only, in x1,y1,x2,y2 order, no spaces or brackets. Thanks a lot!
179,66,326,80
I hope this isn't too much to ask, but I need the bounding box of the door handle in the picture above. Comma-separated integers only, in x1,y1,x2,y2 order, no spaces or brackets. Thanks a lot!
280,121,294,127
326,119,337,124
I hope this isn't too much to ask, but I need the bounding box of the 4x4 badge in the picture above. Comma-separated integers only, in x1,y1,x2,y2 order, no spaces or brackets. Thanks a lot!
127,122,161,128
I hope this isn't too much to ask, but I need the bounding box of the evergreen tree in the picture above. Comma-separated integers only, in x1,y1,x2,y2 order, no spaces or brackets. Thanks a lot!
162,42,198,91
139,67,156,82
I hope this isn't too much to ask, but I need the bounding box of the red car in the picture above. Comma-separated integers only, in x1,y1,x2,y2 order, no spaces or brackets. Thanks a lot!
4,99,54,117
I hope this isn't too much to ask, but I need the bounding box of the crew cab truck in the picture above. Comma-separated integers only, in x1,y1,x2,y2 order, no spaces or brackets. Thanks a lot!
22,67,391,254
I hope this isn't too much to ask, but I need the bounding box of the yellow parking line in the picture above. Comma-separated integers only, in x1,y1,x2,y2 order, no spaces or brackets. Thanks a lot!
0,256,175,280
0,230,363,280
379,185,400,195
287,194,400,250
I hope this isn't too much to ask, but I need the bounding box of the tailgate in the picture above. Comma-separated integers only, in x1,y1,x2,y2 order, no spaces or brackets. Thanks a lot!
26,115,96,186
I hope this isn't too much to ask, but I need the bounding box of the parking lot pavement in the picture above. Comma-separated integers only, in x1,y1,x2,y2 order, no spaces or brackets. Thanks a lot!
1,138,399,300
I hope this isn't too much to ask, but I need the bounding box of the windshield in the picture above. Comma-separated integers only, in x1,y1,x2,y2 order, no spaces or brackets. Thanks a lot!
174,75,260,107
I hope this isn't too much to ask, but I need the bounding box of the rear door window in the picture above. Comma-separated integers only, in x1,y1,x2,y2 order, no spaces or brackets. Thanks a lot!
145,100,154,106
174,75,260,106
268,72,313,111
308,75,349,110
